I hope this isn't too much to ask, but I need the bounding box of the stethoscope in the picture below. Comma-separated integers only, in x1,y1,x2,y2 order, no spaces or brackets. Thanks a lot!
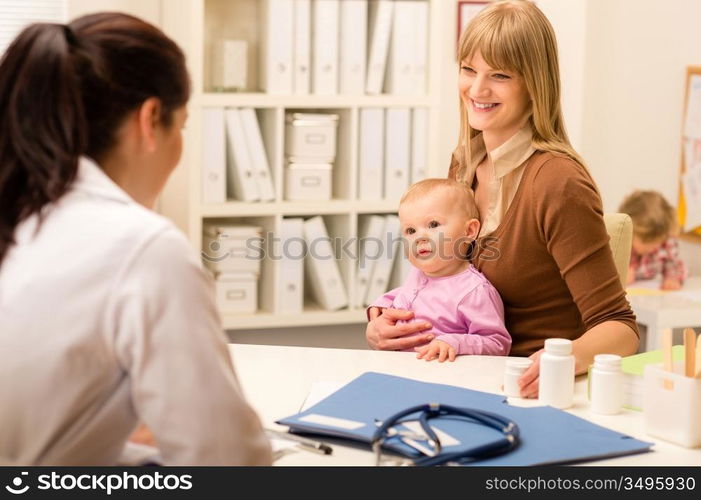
371,403,520,466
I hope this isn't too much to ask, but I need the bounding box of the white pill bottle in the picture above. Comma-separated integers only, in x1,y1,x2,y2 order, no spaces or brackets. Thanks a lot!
589,354,623,415
539,338,575,409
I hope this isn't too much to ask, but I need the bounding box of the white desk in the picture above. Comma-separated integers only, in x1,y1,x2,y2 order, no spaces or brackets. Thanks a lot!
228,344,701,466
627,276,701,351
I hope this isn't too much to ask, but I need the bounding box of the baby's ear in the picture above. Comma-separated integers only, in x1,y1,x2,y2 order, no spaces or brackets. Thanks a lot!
465,218,481,239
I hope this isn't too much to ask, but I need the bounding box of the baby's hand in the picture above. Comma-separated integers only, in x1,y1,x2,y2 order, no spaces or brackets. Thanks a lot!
415,339,456,363
661,278,682,290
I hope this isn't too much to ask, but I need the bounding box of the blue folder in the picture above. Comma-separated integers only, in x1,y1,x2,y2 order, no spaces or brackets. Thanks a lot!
277,372,653,465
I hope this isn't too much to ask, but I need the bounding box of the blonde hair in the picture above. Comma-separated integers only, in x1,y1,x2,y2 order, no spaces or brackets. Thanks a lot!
454,0,585,180
400,178,480,221
618,190,677,242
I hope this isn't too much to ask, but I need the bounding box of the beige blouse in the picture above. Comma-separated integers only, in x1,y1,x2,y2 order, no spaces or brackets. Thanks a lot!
450,126,535,237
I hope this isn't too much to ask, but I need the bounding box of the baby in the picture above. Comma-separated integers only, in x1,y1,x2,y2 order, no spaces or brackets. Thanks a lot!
368,179,511,362
619,190,687,290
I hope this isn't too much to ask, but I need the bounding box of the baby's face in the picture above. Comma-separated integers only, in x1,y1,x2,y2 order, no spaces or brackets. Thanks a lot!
398,190,478,277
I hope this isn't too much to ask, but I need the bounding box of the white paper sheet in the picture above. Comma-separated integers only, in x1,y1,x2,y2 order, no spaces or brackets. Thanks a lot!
684,75,701,139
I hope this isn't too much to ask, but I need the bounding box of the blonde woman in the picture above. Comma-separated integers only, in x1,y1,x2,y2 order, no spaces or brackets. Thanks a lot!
366,0,639,398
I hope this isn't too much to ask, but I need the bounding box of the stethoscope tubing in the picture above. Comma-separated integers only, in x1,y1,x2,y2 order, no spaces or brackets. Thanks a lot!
371,403,520,467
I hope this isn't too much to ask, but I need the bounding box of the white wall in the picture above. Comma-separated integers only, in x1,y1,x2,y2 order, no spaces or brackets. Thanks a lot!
581,0,701,273
538,0,587,152
67,0,160,24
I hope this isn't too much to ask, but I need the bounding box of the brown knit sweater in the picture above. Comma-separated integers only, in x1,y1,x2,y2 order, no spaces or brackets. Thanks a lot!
451,151,639,356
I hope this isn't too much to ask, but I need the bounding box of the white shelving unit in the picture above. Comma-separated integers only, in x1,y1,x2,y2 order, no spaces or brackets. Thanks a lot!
159,0,446,330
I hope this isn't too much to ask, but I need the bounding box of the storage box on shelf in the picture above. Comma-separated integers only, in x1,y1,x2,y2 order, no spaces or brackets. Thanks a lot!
159,0,443,330
284,111,339,202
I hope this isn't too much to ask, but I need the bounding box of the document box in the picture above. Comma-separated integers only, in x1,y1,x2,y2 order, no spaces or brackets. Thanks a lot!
214,271,258,314
202,224,263,274
285,162,332,201
285,113,339,159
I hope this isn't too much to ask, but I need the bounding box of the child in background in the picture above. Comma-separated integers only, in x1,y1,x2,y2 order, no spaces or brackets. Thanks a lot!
368,179,511,362
619,190,687,290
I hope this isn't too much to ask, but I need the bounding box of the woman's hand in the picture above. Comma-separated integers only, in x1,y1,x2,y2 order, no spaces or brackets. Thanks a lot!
365,307,434,351
518,345,591,398
518,349,543,398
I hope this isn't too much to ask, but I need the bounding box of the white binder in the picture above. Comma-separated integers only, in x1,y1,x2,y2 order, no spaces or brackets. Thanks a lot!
339,0,367,95
411,107,428,183
384,108,411,201
354,215,386,308
312,0,340,95
293,0,311,94
260,0,294,94
358,108,384,200
412,0,429,95
239,107,275,201
303,216,349,311
385,0,414,95
365,0,394,95
277,218,305,314
364,214,401,305
201,107,226,204
225,108,260,202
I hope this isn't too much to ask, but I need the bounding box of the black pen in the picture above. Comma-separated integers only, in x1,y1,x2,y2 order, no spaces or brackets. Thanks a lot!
265,429,333,455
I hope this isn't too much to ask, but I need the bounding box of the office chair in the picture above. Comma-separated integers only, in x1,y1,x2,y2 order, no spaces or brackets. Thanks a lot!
603,213,633,287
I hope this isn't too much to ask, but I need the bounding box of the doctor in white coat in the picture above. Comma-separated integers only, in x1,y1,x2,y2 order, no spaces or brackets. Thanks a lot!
0,13,271,465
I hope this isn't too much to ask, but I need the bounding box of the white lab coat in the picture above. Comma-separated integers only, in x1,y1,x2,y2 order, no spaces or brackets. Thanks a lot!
0,157,271,465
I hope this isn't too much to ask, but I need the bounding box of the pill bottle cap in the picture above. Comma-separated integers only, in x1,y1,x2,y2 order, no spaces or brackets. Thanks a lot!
544,338,572,356
505,357,533,374
593,353,622,371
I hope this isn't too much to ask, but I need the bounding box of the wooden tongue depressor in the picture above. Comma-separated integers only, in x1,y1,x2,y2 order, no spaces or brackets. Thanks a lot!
662,328,673,373
684,328,696,377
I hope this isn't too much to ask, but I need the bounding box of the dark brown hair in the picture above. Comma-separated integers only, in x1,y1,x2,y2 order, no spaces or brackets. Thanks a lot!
0,12,190,265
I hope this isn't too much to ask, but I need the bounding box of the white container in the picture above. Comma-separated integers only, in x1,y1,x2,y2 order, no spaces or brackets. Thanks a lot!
285,113,339,159
503,358,533,398
589,354,623,415
210,39,247,91
202,225,263,274
539,338,575,409
285,162,332,201
215,271,258,313
643,363,701,448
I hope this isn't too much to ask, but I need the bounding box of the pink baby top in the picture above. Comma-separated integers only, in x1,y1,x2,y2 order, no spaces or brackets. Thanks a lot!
369,265,511,356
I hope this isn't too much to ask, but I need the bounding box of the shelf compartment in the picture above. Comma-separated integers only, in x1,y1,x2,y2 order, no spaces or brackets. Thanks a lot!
199,93,433,108
199,200,398,217
221,307,367,330
202,215,277,314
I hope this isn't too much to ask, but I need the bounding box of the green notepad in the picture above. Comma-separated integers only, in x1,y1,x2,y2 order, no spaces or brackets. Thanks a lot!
587,346,685,411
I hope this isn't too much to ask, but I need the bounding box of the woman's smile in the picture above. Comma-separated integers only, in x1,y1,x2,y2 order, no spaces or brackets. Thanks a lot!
471,99,500,112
